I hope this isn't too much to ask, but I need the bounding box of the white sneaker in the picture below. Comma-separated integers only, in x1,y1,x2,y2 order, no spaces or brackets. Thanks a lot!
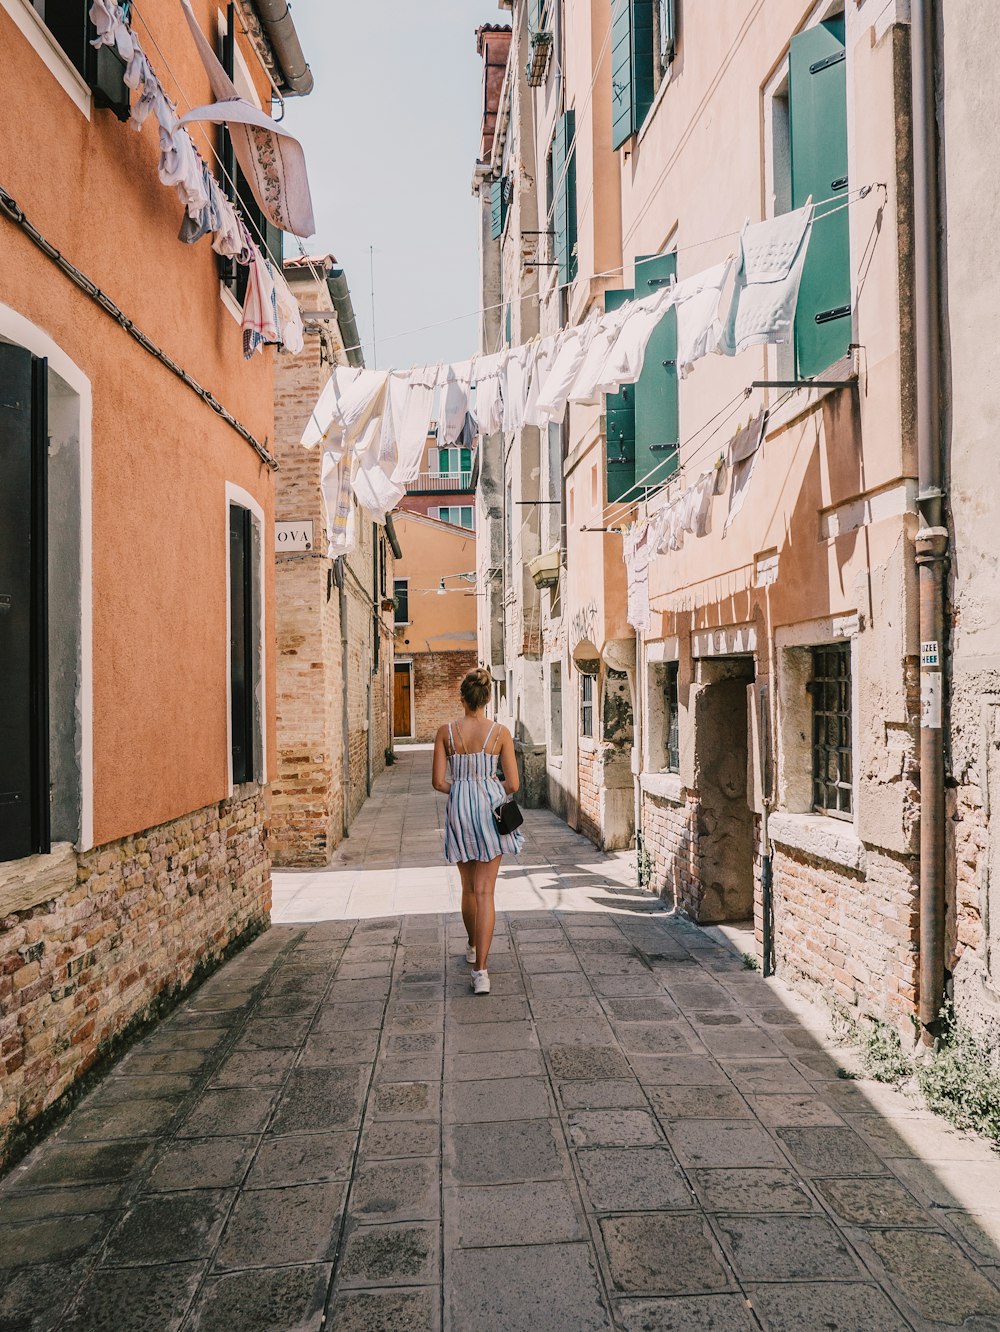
471,969,491,995
465,944,476,965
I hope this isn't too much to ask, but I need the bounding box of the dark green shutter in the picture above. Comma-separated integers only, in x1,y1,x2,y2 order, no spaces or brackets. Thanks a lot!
490,177,503,240
604,289,636,503
632,0,655,131
460,448,472,474
553,110,577,286
789,18,851,378
633,252,678,486
611,0,634,149
0,346,50,862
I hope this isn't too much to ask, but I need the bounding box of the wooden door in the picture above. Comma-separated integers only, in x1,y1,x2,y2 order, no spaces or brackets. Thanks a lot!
393,663,411,738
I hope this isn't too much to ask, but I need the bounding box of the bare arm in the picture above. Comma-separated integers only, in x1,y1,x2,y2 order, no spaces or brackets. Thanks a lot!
432,726,452,795
498,726,520,796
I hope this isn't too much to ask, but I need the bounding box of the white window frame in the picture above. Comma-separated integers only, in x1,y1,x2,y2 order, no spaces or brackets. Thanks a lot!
3,0,92,117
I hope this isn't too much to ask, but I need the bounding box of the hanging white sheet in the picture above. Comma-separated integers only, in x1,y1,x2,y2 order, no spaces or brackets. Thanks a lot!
723,410,768,534
623,522,652,633
674,259,734,378
720,204,812,356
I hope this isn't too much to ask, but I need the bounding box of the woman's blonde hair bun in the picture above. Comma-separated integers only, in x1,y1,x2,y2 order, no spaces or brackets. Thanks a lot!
461,666,493,710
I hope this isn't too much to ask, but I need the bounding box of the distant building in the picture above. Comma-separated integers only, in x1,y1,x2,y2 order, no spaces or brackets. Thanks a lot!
392,512,479,743
271,257,398,865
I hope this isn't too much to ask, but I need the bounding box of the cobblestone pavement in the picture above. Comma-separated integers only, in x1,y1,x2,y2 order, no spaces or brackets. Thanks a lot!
3,752,1000,1330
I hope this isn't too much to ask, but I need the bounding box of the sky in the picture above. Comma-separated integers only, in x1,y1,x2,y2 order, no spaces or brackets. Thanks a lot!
282,0,504,371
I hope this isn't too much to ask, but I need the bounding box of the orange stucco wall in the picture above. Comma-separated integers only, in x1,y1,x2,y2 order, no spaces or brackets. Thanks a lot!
0,2,278,846
392,513,478,655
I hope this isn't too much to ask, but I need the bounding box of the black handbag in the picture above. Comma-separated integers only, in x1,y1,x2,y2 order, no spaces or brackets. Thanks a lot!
493,797,524,836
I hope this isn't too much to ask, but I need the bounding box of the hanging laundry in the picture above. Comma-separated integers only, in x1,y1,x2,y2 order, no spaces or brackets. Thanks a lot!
720,204,812,356
472,353,506,436
89,0,134,61
301,367,389,449
439,360,474,445
623,522,652,632
211,191,246,260
597,287,675,391
522,334,559,428
533,313,600,422
179,0,315,237
352,423,406,522
241,236,280,359
272,266,304,356
502,342,534,433
674,259,734,378
320,452,355,556
723,410,768,533
568,303,632,403
684,469,716,537
392,366,440,483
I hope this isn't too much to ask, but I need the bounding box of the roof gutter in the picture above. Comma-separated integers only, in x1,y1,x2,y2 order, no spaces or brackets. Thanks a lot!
249,0,313,96
384,513,403,560
326,267,364,368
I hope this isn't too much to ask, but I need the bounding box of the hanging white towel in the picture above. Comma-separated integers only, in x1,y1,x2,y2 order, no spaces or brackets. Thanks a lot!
596,288,674,391
568,303,633,403
439,360,473,445
720,204,812,356
685,469,716,537
674,259,734,378
623,522,652,632
392,366,439,483
320,452,356,556
723,411,768,534
502,343,533,433
522,334,559,428
473,353,507,435
533,313,600,422
272,266,304,355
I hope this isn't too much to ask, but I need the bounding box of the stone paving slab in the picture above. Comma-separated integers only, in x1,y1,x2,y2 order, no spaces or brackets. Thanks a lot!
3,749,1000,1329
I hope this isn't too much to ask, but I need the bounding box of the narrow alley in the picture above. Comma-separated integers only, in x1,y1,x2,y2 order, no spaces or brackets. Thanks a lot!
2,750,999,1331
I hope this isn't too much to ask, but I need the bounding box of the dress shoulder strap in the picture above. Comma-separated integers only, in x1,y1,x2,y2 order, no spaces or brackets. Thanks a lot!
446,722,455,756
483,722,499,755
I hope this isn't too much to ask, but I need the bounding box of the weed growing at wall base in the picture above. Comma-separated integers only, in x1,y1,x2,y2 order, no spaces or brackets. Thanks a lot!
916,1006,1000,1149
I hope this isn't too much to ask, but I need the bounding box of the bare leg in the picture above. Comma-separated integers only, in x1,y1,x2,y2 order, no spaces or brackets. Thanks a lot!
473,855,502,970
458,861,477,951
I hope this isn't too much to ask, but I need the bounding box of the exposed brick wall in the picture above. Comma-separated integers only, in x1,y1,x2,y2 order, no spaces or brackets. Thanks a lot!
770,845,919,1022
642,792,701,918
410,651,478,742
0,788,269,1169
577,747,602,845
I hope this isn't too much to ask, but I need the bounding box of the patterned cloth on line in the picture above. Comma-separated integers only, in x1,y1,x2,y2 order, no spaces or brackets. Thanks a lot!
443,723,524,864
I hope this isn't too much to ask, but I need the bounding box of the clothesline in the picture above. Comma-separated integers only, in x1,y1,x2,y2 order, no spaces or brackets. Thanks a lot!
301,191,868,563
328,183,881,362
92,0,305,359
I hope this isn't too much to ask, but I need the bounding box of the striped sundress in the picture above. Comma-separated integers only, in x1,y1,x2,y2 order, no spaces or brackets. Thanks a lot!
443,723,524,864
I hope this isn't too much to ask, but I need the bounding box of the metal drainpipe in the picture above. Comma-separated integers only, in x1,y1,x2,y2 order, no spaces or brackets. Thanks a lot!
334,558,350,840
911,0,949,1039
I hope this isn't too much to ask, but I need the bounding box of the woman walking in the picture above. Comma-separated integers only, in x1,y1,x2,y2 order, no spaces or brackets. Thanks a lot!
432,668,522,994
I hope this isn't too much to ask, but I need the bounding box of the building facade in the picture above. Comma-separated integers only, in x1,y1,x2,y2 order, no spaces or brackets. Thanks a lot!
0,0,311,1165
270,257,397,867
392,512,479,743
474,0,989,1041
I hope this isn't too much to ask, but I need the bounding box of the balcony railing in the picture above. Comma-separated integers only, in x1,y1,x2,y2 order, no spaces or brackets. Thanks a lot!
404,470,474,494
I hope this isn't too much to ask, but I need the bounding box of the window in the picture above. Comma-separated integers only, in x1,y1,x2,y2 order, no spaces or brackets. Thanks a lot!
31,0,131,117
810,643,852,818
437,447,472,479
490,175,511,240
604,288,637,503
787,16,850,376
551,111,577,286
379,537,387,597
229,504,258,786
393,578,409,625
0,346,50,861
664,662,680,773
436,506,474,530
611,0,676,149
580,670,595,738
549,663,563,757
633,250,679,484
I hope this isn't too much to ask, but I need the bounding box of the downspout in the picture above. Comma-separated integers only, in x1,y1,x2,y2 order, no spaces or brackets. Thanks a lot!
326,267,365,369
334,557,350,840
250,0,313,95
911,0,949,1040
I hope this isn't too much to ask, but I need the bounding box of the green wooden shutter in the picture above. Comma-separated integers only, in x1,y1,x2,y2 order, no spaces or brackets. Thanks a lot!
553,111,577,286
460,448,472,475
632,0,655,132
789,18,851,378
611,0,634,149
490,177,503,240
604,289,636,503
633,252,678,486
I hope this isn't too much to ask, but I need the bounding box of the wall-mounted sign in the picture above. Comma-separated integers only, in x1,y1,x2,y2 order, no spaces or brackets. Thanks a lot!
276,520,313,554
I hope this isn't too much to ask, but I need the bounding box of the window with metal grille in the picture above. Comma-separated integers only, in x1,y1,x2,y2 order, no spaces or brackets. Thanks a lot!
810,643,852,817
580,672,595,738
664,662,680,773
